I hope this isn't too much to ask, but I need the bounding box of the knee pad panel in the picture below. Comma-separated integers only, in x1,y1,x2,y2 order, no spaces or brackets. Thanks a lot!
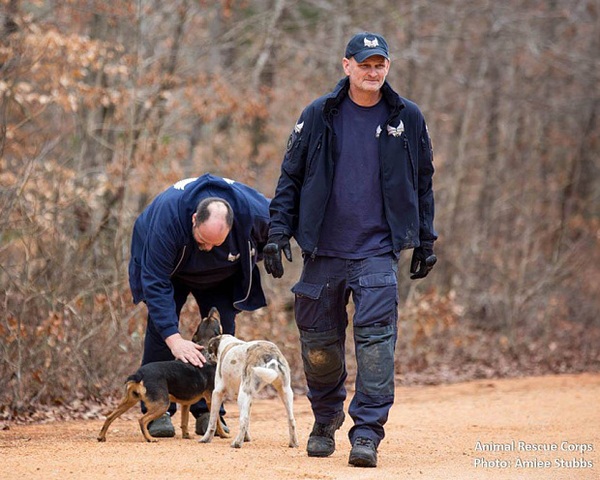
300,328,345,385
354,324,397,396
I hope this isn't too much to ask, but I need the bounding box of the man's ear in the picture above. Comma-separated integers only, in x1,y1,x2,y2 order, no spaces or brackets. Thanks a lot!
342,57,351,75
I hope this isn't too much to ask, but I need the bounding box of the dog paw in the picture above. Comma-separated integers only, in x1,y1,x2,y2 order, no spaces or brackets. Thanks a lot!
231,440,243,448
198,436,212,444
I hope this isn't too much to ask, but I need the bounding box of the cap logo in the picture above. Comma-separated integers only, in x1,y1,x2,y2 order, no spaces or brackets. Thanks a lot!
364,37,379,48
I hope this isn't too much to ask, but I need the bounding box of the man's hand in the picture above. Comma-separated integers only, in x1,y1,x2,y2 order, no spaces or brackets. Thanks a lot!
165,333,206,367
263,235,292,279
410,245,437,280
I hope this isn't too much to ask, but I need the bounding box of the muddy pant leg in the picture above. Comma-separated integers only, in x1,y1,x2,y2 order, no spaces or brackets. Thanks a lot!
293,255,349,423
347,253,398,445
348,324,397,445
299,328,347,423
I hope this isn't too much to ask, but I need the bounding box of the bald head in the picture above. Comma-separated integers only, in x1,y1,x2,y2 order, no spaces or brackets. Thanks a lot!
192,198,233,251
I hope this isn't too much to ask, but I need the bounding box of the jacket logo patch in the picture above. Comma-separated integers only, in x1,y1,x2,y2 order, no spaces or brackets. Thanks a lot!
387,121,404,137
376,125,382,138
286,121,303,152
228,253,240,262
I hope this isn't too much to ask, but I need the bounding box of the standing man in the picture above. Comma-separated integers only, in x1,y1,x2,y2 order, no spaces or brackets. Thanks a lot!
264,32,437,468
129,173,270,437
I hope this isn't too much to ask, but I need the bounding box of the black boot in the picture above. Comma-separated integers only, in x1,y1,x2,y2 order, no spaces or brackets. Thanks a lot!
195,412,230,437
148,413,175,438
306,411,345,457
349,436,378,467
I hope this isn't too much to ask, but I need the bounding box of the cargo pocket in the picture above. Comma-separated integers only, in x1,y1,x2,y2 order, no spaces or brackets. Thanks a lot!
291,281,329,332
354,273,398,328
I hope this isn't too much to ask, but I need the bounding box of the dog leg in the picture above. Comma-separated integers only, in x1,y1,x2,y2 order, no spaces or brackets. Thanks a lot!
206,395,231,439
276,381,299,448
215,415,230,439
232,388,252,448
198,389,224,443
140,404,169,442
97,385,139,442
180,405,191,439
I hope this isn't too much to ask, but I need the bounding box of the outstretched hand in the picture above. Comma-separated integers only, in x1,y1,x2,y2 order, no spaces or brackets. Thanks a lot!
165,333,206,367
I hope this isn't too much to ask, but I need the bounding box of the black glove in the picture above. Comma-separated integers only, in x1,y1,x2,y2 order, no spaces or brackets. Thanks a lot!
263,235,292,279
410,245,437,280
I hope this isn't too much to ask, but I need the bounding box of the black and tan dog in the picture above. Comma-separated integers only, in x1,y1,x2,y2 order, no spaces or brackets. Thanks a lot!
97,307,229,442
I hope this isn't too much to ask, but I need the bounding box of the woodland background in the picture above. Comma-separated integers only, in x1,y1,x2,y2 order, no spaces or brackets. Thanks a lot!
1,0,599,422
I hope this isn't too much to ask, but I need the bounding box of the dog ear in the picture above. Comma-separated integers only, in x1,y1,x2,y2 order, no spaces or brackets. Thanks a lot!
208,306,221,321
208,307,222,335
207,336,221,359
193,308,221,344
192,311,207,338
191,319,204,344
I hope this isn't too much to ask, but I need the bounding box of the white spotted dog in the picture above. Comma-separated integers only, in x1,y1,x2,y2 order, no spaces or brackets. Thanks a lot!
198,334,298,449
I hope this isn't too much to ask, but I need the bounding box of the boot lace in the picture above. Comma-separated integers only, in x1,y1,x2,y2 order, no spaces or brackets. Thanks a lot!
354,437,375,448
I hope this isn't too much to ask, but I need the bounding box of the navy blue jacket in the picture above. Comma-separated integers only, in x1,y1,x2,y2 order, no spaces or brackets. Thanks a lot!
269,77,437,255
129,174,270,340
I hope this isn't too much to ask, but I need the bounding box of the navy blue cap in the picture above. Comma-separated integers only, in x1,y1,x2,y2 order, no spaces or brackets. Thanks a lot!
344,32,389,62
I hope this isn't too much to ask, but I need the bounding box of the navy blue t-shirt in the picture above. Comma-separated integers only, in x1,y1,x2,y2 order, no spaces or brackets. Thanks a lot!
174,232,241,289
317,96,392,258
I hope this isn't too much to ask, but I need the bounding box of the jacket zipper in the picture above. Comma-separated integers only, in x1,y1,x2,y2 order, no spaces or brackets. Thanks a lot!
404,137,417,189
310,133,327,259
233,240,254,309
170,245,187,277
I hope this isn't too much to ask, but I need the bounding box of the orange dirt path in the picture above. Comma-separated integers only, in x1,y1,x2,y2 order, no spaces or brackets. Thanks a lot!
1,373,598,480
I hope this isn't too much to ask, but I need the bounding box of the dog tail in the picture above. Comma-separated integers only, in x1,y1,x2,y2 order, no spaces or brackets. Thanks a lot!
125,372,145,400
253,366,279,385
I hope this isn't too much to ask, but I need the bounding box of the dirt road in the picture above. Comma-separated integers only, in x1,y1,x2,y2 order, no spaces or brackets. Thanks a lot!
1,373,598,480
